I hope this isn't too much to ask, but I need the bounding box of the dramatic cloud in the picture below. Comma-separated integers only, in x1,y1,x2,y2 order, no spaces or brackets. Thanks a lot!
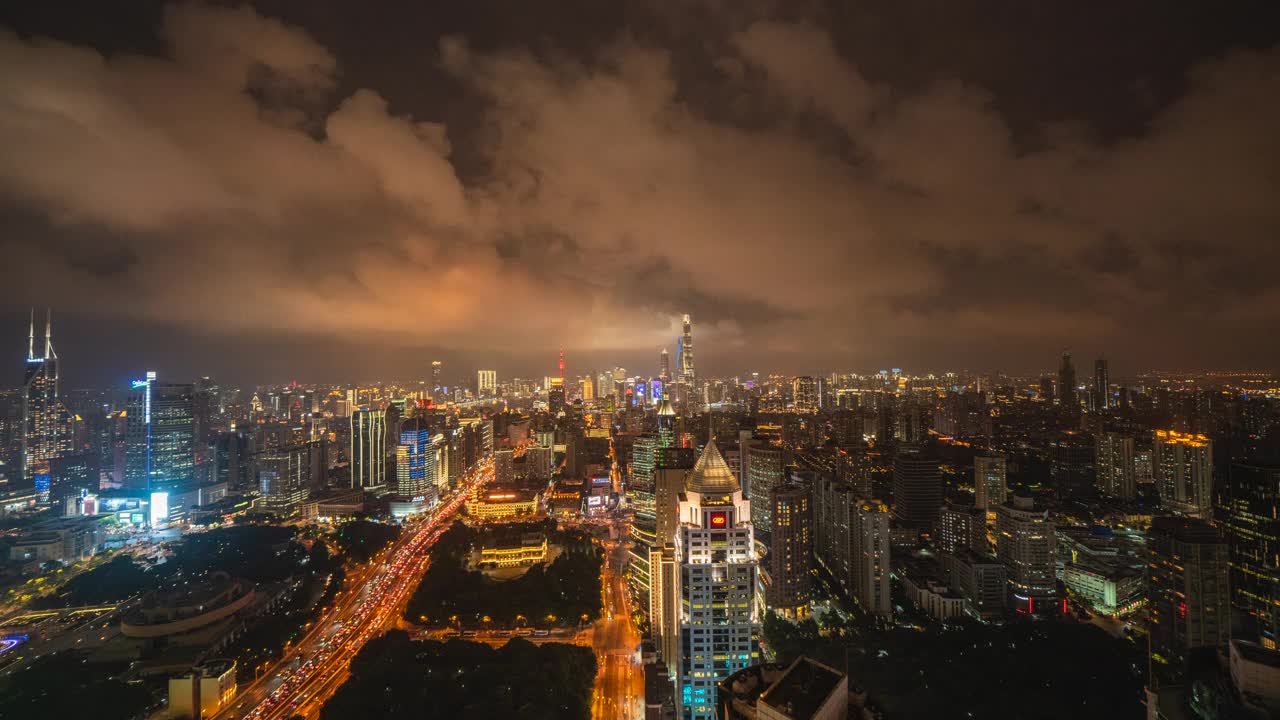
1,2,1278,380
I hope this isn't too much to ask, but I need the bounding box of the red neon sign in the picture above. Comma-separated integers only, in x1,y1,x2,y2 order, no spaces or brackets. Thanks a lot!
709,512,727,528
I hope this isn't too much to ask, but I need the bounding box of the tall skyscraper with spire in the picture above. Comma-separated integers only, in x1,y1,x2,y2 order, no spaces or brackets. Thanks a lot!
674,441,759,719
679,314,694,385
659,347,671,383
22,308,61,486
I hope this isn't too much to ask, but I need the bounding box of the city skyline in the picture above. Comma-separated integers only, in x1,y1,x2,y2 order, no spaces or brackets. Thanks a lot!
4,4,1280,720
2,3,1280,383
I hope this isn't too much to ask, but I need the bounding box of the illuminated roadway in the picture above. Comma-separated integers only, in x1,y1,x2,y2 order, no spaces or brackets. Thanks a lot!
215,462,491,720
591,531,644,720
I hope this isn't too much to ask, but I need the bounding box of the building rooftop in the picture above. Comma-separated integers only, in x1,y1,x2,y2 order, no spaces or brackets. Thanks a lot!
686,441,739,494
759,657,847,720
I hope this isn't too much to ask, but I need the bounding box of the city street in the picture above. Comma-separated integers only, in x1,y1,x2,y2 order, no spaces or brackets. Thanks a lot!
213,462,490,720
591,536,644,720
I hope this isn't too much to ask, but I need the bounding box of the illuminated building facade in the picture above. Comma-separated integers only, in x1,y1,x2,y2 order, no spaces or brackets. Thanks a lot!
675,442,759,720
396,419,437,499
124,373,196,493
854,500,893,618
766,481,811,618
679,314,695,385
1096,432,1136,499
995,495,1056,614
1224,461,1280,648
1147,517,1229,679
1153,430,1213,518
476,369,496,397
746,444,783,534
465,489,541,521
791,376,818,413
350,407,387,490
21,309,61,485
973,454,1007,511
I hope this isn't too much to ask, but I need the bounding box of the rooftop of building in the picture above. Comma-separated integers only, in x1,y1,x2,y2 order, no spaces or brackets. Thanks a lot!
759,657,847,720
686,441,739,495
1232,639,1280,669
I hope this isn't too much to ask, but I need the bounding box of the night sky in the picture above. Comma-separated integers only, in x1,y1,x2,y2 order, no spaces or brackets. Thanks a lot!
2,1,1279,387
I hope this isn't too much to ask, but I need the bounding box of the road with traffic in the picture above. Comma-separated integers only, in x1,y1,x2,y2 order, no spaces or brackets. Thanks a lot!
214,461,491,720
590,534,644,720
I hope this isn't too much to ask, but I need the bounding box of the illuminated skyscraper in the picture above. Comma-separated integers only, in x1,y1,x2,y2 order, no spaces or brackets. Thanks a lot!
1224,461,1280,647
124,373,196,493
791,376,818,413
1153,430,1213,518
766,481,811,618
431,360,442,402
675,442,758,720
350,407,387,490
1147,517,1229,680
659,348,671,383
1092,357,1110,412
996,495,1056,614
746,444,784,534
21,309,60,485
854,500,893,618
679,314,694,385
396,419,436,498
1096,432,1136,499
974,455,1007,511
476,370,496,397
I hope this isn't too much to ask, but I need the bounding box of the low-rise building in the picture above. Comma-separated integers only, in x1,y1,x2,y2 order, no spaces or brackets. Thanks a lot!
7,516,104,564
478,533,549,568
718,656,870,720
168,659,237,719
1062,561,1144,616
466,488,542,522
901,571,966,622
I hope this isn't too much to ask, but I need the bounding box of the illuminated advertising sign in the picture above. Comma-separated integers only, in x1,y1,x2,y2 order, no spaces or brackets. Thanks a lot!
149,491,169,526
587,496,603,507
651,380,663,400
708,511,727,528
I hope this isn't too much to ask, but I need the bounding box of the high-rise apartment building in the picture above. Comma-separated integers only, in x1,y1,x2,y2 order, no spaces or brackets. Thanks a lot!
1050,431,1095,499
892,451,942,532
939,500,987,554
21,309,60,485
792,376,818,413
675,442,758,720
995,495,1056,614
1224,461,1280,647
766,481,811,618
973,455,1007,511
1096,432,1136,499
854,500,893,618
1153,430,1213,519
350,407,387,490
746,444,784,534
1148,517,1229,679
476,370,497,397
